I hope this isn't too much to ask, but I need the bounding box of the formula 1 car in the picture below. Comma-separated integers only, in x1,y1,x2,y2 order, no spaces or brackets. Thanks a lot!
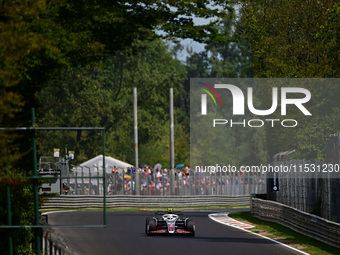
145,209,195,236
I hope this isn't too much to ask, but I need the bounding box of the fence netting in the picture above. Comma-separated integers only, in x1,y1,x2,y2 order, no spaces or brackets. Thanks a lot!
270,134,340,223
63,170,266,196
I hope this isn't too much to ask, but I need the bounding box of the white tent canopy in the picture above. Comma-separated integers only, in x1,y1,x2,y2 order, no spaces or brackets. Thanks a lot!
72,155,133,176
69,155,133,186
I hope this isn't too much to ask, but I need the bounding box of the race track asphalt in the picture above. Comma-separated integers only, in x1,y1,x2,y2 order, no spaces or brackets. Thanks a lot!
47,209,304,255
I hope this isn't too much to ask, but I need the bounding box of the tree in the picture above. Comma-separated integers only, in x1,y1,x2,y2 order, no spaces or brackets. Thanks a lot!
317,3,340,77
185,10,266,168
1,1,233,253
0,2,46,253
238,0,338,78
37,38,188,167
238,0,339,159
1,0,234,128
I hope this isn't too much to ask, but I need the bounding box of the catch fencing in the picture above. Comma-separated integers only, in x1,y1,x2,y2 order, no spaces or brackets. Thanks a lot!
269,135,340,223
63,170,266,196
251,198,340,248
270,159,340,222
41,195,251,209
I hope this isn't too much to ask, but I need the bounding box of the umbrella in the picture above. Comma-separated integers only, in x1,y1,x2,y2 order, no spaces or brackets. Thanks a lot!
154,163,162,170
124,175,131,180
176,164,184,168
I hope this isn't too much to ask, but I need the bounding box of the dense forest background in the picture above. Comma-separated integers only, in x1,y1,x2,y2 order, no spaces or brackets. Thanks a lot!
0,0,339,253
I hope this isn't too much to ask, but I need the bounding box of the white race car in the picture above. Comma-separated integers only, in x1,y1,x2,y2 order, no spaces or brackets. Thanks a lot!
145,209,195,236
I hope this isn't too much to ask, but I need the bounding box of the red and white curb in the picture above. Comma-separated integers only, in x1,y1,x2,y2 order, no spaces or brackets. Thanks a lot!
209,212,255,229
208,212,309,255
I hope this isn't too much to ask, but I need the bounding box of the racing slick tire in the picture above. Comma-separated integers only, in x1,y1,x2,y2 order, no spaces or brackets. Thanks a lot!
145,218,156,236
186,219,195,237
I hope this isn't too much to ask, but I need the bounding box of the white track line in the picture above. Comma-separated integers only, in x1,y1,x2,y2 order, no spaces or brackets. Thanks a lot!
208,213,310,255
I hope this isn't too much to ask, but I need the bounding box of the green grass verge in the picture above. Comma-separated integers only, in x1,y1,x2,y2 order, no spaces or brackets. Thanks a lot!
228,212,340,255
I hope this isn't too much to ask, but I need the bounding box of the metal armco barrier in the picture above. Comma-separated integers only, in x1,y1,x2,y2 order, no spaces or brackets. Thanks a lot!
251,198,340,248
41,195,250,209
42,228,78,255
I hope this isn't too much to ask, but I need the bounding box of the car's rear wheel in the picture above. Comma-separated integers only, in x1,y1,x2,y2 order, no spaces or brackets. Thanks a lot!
145,218,156,236
186,219,195,236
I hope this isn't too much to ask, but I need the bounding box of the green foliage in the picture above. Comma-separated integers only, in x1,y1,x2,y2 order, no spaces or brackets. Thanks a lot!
0,0,44,124
186,12,266,168
317,3,340,76
190,80,267,168
1,1,233,253
238,0,339,159
294,89,340,160
185,13,254,79
37,39,188,167
0,179,35,255
0,0,39,240
238,0,338,78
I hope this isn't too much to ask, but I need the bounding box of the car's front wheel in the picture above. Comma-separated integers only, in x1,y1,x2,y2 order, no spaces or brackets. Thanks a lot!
186,219,195,236
145,218,156,236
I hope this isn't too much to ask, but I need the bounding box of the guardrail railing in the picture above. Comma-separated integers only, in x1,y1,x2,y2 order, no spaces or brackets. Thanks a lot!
41,228,78,255
41,195,251,209
251,198,340,248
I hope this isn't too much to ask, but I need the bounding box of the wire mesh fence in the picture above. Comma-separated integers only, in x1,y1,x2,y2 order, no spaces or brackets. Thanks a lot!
63,170,267,196
269,134,340,223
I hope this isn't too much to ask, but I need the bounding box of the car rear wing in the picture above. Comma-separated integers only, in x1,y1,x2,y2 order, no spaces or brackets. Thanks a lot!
155,211,184,216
